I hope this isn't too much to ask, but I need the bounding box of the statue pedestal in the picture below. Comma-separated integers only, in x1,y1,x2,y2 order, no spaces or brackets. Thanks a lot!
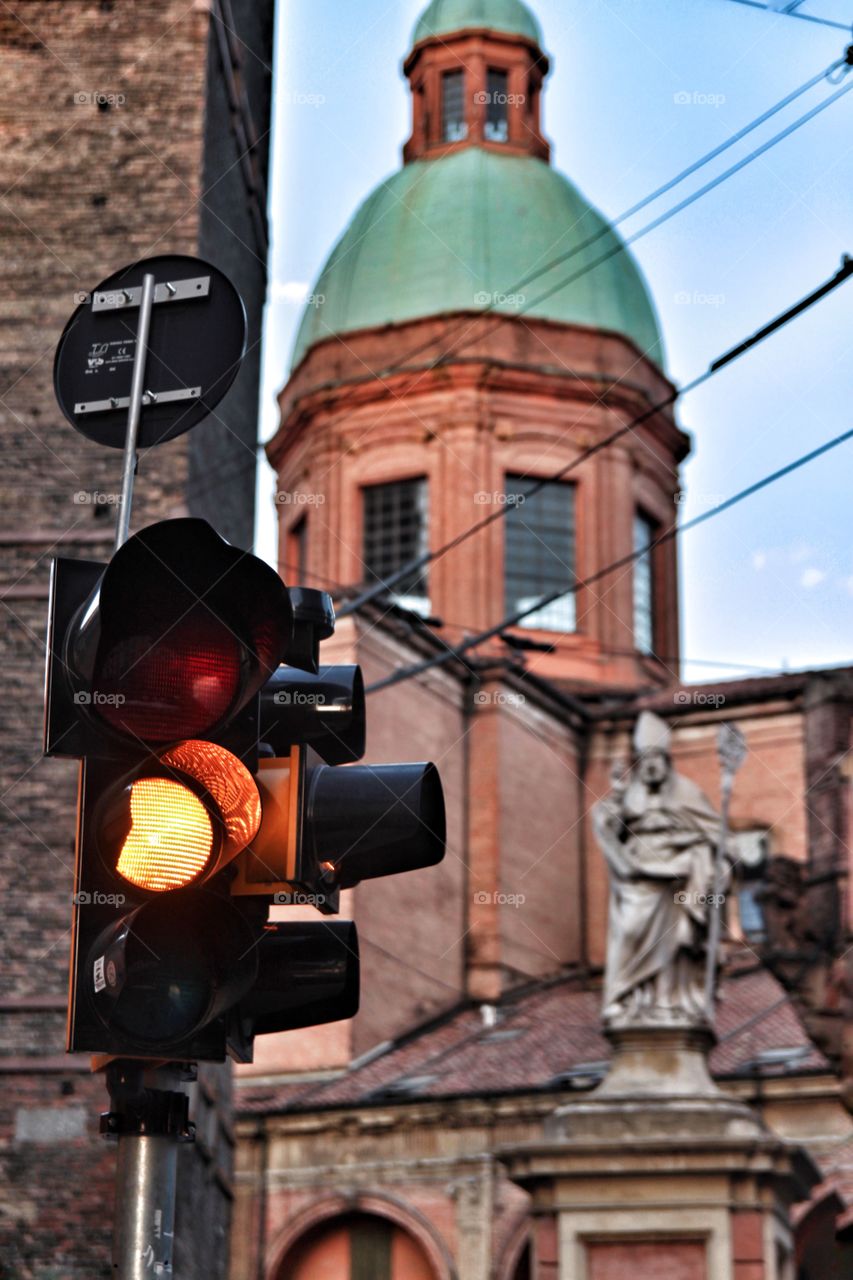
500,1023,819,1280
594,1022,721,1099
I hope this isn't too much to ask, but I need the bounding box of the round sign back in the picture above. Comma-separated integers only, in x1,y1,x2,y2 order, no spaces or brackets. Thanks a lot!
54,254,247,448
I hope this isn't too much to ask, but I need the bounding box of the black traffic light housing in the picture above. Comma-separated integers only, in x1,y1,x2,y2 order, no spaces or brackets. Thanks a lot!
46,534,445,1064
46,519,295,1060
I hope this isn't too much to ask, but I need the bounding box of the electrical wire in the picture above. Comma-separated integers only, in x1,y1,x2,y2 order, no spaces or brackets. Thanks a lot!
720,0,852,34
367,417,853,694
372,55,850,383
341,254,853,619
494,77,853,327
183,55,851,516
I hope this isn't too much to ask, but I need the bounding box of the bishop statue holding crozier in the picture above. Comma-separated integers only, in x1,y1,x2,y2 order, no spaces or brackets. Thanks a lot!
593,711,727,1029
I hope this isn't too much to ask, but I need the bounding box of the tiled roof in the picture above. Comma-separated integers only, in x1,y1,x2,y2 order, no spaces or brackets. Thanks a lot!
548,663,853,714
237,966,829,1116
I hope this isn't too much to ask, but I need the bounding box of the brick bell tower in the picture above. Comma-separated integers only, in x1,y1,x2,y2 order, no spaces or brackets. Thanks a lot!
269,0,689,692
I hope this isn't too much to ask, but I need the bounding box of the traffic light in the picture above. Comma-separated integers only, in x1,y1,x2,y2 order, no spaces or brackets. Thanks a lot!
46,518,292,1058
227,589,446,1059
46,523,446,1063
230,587,446,907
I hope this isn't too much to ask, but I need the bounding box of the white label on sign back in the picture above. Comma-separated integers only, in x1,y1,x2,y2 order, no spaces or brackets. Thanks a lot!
93,955,106,993
84,338,136,376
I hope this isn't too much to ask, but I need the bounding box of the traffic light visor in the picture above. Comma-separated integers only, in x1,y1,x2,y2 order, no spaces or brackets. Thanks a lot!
308,761,445,888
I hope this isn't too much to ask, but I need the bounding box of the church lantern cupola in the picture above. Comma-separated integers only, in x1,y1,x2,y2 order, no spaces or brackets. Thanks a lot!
403,0,551,163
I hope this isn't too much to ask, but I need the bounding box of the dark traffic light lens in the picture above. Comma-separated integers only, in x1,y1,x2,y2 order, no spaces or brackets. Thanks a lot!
112,926,211,1045
94,609,243,743
89,892,258,1048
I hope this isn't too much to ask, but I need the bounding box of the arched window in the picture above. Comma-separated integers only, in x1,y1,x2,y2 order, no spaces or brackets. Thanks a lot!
277,1210,438,1280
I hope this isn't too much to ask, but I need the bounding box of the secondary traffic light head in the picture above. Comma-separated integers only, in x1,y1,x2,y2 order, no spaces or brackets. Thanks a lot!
260,664,366,765
306,761,445,889
45,517,292,757
227,920,360,1061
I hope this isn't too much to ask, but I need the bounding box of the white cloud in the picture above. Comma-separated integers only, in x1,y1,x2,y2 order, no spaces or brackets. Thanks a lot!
751,550,767,571
271,280,311,303
800,567,826,589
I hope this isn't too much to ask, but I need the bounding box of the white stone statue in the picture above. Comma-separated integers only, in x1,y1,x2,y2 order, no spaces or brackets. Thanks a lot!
593,712,726,1030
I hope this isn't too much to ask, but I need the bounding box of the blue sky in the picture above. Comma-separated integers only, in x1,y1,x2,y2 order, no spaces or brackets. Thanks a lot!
257,0,853,682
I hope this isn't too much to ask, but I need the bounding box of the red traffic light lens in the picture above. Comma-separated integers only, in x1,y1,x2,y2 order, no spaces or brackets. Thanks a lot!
94,609,242,743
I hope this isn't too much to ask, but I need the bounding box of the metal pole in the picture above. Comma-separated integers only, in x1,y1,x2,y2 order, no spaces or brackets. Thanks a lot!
113,1132,178,1279
704,723,747,1019
105,1061,194,1279
115,272,156,550
704,778,731,1019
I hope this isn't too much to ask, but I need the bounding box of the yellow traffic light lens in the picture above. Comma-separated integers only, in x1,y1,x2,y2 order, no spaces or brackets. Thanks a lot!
116,778,213,892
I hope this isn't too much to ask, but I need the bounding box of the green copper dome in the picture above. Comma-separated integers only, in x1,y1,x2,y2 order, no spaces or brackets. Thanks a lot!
291,148,664,371
412,0,543,46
